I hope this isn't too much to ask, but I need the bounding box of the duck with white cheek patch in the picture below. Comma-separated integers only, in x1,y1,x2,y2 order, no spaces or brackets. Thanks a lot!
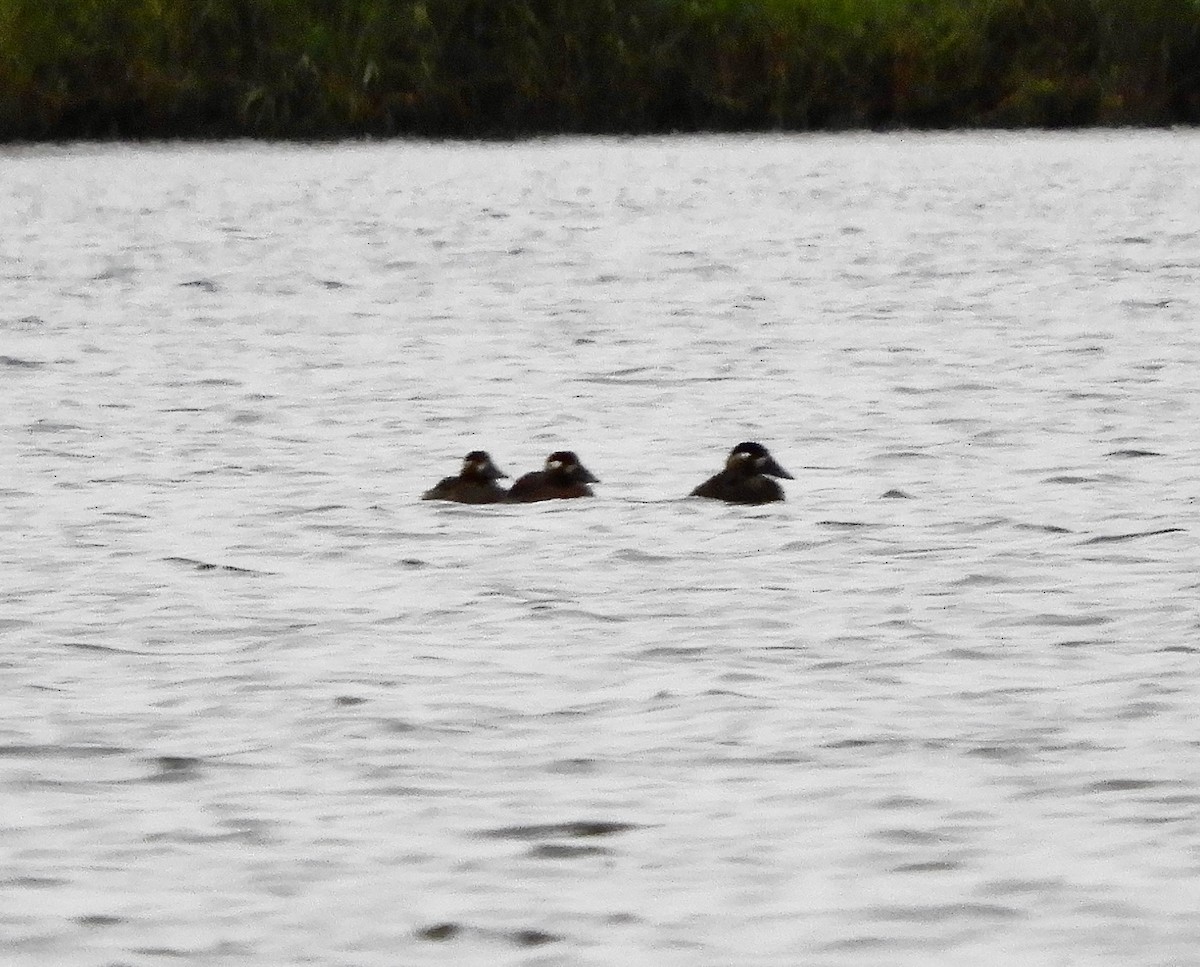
690,442,793,504
506,451,599,502
422,451,509,504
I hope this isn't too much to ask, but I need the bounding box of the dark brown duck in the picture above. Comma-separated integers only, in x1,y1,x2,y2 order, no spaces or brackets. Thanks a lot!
506,451,599,502
690,442,793,504
422,451,508,504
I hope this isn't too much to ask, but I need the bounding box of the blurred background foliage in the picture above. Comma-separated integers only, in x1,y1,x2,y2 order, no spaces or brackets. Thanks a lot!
0,0,1197,138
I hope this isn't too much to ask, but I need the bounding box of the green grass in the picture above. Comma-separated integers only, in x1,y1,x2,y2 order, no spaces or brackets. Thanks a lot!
1,0,1198,139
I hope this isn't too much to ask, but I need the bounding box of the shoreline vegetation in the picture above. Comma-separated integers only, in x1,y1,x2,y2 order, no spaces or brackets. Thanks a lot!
2,0,1199,141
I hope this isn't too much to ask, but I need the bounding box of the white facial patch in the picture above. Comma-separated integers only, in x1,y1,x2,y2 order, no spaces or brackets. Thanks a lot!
547,459,563,470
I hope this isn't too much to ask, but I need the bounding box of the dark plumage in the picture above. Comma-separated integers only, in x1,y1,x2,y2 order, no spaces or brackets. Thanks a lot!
690,441,793,504
506,451,599,502
422,450,508,504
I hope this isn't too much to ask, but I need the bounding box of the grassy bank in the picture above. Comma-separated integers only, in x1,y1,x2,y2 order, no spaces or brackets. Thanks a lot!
1,0,1198,139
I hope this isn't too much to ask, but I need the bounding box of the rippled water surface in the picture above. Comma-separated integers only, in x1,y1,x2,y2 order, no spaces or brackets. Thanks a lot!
3,132,1199,966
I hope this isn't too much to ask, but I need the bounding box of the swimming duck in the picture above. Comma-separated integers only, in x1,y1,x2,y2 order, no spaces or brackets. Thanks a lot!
690,442,793,504
506,451,599,502
422,451,508,503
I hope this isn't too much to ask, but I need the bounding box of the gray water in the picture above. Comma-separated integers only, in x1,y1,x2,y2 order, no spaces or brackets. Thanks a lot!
2,132,1199,966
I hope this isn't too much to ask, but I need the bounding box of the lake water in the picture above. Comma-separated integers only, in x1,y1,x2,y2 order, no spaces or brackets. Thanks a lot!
2,131,1199,966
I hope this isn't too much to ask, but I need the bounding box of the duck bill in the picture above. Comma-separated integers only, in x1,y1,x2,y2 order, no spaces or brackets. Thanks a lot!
762,457,793,479
485,464,508,480
578,466,600,484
